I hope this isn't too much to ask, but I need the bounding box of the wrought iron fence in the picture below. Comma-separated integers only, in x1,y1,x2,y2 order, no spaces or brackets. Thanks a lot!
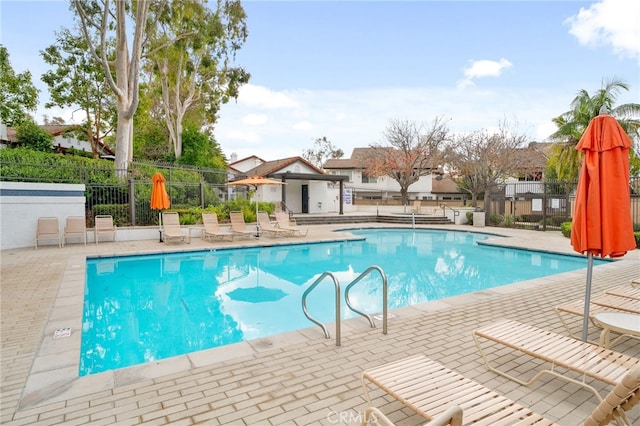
486,178,640,230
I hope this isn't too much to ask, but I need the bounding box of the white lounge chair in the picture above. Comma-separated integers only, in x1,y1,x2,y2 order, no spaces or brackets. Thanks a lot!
472,319,640,401
275,212,308,237
35,217,61,248
257,211,293,237
229,211,255,239
64,216,86,246
161,212,190,244
362,354,640,426
94,215,116,244
201,212,234,242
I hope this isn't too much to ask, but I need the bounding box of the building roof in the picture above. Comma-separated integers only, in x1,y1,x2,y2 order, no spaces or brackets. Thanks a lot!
324,147,439,170
242,156,325,177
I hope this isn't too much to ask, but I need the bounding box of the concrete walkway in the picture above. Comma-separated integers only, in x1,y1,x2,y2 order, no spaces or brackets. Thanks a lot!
1,224,639,425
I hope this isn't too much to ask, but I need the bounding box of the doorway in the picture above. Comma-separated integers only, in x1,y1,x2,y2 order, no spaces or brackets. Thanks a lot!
301,184,309,213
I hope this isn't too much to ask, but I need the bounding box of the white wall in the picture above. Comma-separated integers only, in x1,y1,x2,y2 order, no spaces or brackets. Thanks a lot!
0,182,86,249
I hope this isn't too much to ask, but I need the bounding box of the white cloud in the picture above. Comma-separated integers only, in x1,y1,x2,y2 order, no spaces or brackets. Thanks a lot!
242,113,268,125
215,84,576,161
457,58,513,89
292,121,312,131
565,0,640,59
237,84,301,109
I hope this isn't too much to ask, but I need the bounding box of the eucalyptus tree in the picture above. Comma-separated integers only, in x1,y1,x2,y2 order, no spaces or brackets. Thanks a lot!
549,78,640,180
41,28,116,158
367,117,450,205
72,0,153,177
0,46,39,126
146,0,250,158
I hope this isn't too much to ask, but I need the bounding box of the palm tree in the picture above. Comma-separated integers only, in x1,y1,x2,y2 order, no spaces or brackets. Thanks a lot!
549,78,640,180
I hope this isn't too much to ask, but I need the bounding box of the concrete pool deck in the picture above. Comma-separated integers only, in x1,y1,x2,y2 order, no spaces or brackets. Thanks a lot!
1,223,639,425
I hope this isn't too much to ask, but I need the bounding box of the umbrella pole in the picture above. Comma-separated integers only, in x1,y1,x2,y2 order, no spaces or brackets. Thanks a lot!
158,211,163,243
581,253,593,341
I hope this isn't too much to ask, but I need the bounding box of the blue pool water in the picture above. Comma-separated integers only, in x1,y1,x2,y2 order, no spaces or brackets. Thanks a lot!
80,228,602,375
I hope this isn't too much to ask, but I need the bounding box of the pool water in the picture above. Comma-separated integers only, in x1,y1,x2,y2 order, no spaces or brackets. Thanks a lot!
80,228,601,375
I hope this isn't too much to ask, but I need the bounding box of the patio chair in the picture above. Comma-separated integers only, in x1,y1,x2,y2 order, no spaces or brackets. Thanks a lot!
63,216,86,246
605,284,640,300
362,356,640,425
161,212,190,244
94,215,116,244
362,355,547,425
201,212,234,242
257,211,293,237
555,293,640,339
472,319,640,402
275,211,308,237
35,217,61,249
229,211,256,239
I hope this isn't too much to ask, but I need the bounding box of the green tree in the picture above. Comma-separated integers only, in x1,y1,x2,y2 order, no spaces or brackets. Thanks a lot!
302,136,344,168
16,120,54,152
177,125,227,174
0,45,39,126
549,78,640,180
41,28,117,158
146,0,250,158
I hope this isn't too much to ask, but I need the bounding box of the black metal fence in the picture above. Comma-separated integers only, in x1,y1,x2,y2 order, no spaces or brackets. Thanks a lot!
485,178,640,230
87,180,228,227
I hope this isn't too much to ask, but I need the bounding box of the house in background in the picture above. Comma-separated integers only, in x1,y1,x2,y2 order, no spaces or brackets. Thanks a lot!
228,154,348,214
1,124,115,158
324,147,442,203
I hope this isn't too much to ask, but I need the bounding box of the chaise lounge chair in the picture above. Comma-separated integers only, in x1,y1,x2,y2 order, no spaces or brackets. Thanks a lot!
201,212,234,242
472,319,640,402
275,211,308,237
94,215,116,244
361,354,640,425
229,211,256,239
35,217,61,248
64,216,87,246
161,212,190,244
555,293,640,339
257,211,293,237
605,284,640,300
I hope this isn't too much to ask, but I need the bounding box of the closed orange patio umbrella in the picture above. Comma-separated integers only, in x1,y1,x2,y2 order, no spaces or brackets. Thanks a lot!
151,172,171,241
570,112,636,341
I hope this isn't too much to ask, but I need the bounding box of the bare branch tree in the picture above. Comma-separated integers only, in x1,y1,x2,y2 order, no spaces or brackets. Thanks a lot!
367,117,449,204
445,120,530,212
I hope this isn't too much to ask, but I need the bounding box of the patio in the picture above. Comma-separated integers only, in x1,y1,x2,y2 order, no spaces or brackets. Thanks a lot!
1,224,638,425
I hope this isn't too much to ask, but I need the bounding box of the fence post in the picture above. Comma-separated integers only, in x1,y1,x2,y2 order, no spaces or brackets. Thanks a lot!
129,179,136,226
200,182,205,209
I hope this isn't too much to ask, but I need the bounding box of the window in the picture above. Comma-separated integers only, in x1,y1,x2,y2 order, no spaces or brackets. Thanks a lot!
361,173,377,184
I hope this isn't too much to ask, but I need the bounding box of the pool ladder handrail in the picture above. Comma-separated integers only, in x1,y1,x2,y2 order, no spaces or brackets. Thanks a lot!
301,271,341,346
344,265,388,335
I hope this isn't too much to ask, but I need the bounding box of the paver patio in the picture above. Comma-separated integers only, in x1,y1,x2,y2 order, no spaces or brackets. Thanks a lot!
1,224,638,425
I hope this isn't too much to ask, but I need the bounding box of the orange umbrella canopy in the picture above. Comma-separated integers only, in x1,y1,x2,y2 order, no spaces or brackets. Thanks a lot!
150,172,171,210
570,114,635,258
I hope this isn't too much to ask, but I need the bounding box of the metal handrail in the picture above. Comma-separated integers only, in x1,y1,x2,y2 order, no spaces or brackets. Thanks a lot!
441,203,460,218
344,265,388,335
301,271,341,346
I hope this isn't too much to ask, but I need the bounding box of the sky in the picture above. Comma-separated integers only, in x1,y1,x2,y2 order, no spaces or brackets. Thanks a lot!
1,0,639,162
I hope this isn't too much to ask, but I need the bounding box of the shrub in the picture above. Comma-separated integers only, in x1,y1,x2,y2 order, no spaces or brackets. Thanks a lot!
466,211,473,225
489,213,503,226
560,222,572,238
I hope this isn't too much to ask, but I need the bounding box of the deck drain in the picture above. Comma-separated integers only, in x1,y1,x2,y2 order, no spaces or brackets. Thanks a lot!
54,328,72,339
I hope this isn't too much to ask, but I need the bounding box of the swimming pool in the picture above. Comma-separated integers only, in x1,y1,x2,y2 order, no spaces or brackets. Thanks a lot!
80,228,602,375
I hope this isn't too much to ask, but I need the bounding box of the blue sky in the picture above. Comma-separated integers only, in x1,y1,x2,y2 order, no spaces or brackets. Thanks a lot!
1,0,638,161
